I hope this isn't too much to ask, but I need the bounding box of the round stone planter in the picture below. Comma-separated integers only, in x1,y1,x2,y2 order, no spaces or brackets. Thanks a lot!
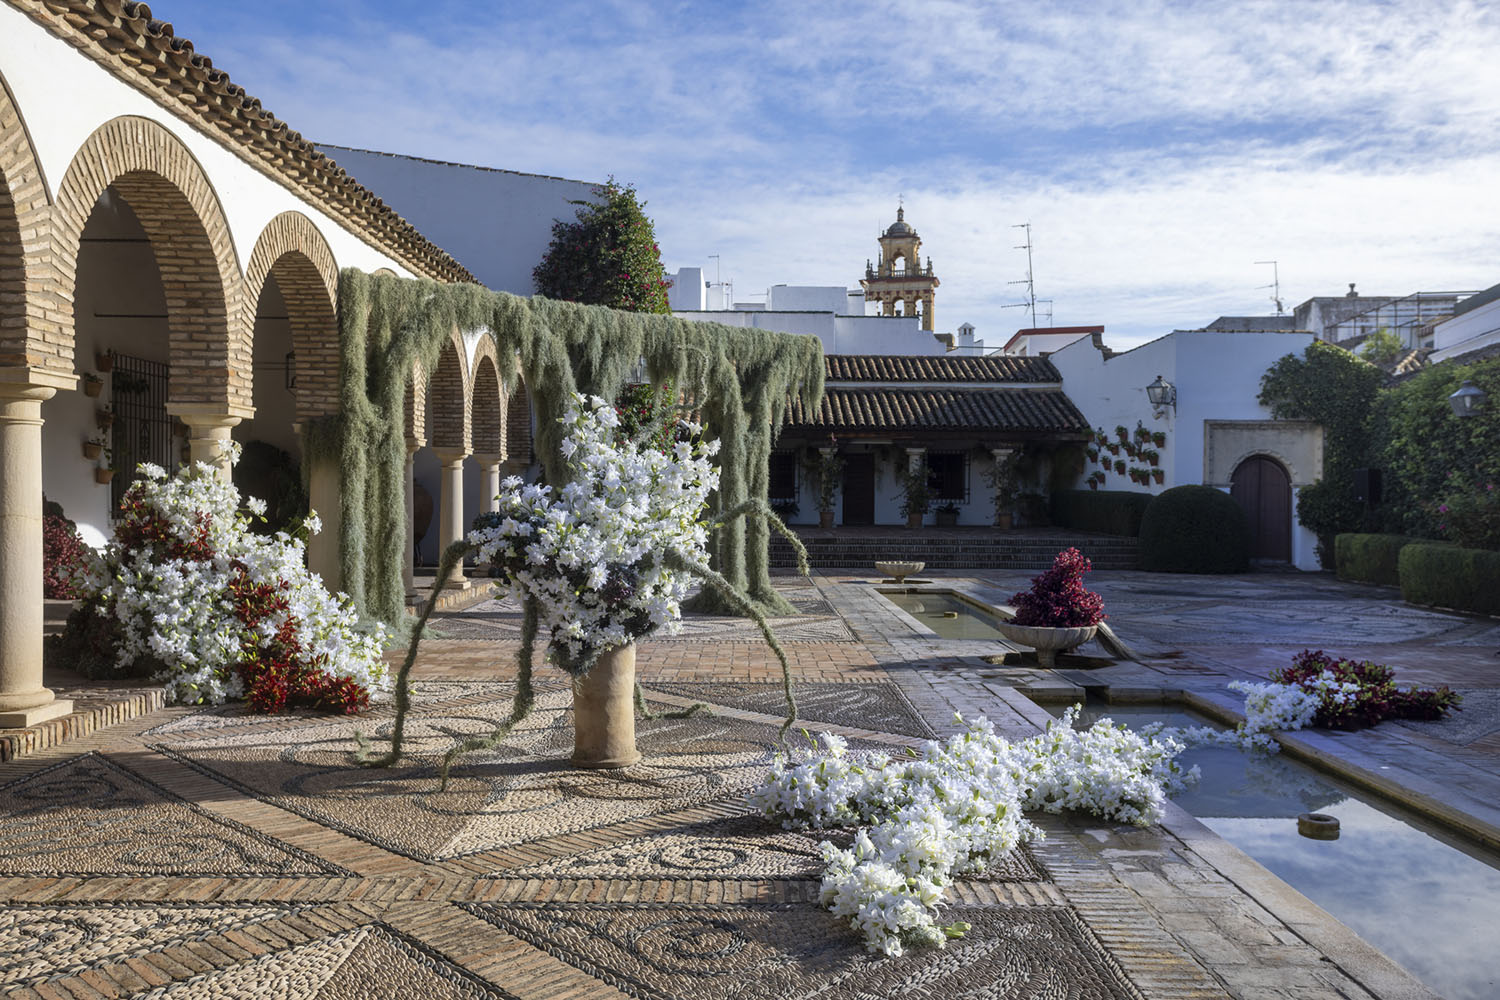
875,560,925,583
572,642,641,769
996,622,1098,669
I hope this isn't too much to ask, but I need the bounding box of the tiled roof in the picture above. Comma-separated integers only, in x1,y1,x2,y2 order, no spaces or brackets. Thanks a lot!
786,387,1090,435
823,354,1060,382
12,0,475,284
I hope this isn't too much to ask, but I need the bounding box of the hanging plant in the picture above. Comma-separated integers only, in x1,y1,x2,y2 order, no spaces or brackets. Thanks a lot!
1114,459,1126,475
1133,421,1151,443
1152,430,1166,447
1142,448,1159,466
1152,468,1165,484
1115,425,1129,443
1086,447,1098,463
1122,441,1137,458
1106,442,1120,456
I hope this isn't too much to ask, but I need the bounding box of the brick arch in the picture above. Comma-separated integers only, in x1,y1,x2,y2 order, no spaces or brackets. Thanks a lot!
428,332,469,452
506,375,532,467
470,351,505,460
0,70,57,374
245,212,339,420
404,358,427,446
53,116,246,412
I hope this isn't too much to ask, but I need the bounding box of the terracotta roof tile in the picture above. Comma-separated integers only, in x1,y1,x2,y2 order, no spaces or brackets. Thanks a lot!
823,354,1060,383
786,387,1090,435
12,0,476,284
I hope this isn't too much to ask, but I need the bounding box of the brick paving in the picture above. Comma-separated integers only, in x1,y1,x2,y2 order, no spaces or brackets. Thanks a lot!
10,569,1491,998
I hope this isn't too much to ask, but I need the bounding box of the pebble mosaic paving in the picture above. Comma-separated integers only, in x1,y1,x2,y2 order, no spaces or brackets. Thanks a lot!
12,569,1465,998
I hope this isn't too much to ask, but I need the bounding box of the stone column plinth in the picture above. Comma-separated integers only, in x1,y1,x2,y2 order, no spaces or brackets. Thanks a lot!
433,448,470,589
475,453,502,513
295,423,343,591
0,382,74,727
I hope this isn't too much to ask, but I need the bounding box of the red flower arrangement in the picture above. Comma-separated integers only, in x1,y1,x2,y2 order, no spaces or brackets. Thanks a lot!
42,504,90,600
1009,547,1106,627
1271,649,1460,730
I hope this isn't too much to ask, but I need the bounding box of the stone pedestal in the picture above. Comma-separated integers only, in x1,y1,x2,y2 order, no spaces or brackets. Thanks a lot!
434,448,469,588
0,382,73,727
571,643,641,768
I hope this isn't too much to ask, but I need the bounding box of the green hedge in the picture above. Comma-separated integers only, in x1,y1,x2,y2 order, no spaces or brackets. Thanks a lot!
1051,490,1153,537
1334,533,1421,586
1138,485,1250,573
1399,543,1500,616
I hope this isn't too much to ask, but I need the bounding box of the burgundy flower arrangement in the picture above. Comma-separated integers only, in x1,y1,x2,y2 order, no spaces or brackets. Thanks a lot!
1009,547,1106,627
1272,649,1460,730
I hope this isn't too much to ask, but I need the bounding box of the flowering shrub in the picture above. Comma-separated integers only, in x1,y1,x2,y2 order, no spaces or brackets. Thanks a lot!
1270,649,1461,728
42,501,92,600
749,709,1190,955
468,394,719,674
1009,547,1105,627
76,451,388,710
1434,480,1500,551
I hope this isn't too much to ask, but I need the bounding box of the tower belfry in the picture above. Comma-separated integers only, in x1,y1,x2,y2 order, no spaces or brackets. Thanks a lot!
860,206,940,331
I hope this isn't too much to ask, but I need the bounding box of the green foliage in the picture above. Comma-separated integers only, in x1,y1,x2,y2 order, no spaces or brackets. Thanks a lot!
1334,533,1421,586
315,268,824,628
1259,341,1383,563
1371,356,1500,540
1138,485,1250,573
1399,542,1500,616
1051,490,1153,537
531,179,671,313
1358,327,1407,367
1436,480,1500,550
899,466,931,518
814,444,844,513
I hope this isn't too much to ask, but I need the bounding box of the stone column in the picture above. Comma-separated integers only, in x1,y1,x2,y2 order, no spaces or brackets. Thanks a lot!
923,293,935,332
176,412,243,481
433,448,469,588
475,453,503,513
990,447,1016,529
403,440,422,597
0,383,74,727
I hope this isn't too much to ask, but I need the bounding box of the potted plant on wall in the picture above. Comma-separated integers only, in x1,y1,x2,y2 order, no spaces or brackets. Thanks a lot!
997,547,1106,668
83,373,104,398
82,437,105,461
94,448,116,485
899,466,931,529
815,443,843,529
94,349,114,373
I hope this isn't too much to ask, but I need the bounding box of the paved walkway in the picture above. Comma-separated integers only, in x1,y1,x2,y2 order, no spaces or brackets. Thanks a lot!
5,569,1493,998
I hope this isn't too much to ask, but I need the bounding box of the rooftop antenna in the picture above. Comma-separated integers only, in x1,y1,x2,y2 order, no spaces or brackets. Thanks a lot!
1002,222,1038,328
707,254,732,310
1036,298,1054,326
1255,260,1284,315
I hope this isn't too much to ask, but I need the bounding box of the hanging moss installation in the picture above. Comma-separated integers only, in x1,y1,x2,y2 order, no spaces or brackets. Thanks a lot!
311,269,824,628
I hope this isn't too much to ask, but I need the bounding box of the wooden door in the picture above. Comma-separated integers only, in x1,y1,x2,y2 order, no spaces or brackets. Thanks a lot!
841,453,875,526
1231,455,1291,562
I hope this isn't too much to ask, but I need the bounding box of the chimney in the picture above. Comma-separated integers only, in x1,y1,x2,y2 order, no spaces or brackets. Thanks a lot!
1347,283,1358,298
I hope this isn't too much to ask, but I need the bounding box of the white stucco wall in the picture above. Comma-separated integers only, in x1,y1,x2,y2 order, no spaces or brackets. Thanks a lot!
1050,329,1322,570
1431,289,1500,362
321,146,600,295
0,5,418,280
766,285,853,313
675,309,945,356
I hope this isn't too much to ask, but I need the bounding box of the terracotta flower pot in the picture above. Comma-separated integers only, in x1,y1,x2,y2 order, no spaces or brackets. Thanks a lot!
95,351,113,372
819,509,835,529
572,642,641,768
82,441,102,460
83,377,103,398
94,468,116,485
995,511,1014,530
996,622,1098,669
906,512,923,529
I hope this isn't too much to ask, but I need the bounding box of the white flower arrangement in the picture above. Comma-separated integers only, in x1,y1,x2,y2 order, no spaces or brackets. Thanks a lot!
85,447,388,708
749,709,1192,955
467,394,719,673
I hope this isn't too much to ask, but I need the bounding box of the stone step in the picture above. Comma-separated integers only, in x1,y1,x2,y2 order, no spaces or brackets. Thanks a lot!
770,533,1139,570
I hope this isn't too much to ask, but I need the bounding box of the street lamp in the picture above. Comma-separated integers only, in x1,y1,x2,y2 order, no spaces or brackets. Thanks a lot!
1145,374,1176,418
1448,379,1487,418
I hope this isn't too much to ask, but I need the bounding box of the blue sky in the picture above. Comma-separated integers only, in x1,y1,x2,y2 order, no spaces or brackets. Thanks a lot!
168,0,1500,348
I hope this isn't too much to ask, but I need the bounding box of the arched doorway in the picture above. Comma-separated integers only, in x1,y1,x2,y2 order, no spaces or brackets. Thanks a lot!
1231,455,1291,563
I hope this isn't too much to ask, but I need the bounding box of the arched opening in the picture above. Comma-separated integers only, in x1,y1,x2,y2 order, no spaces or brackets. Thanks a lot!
892,253,907,275
231,267,304,531
1231,454,1292,563
42,188,174,546
467,353,505,516
415,337,468,566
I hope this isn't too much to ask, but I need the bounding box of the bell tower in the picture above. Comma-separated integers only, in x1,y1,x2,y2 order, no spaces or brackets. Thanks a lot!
860,206,940,331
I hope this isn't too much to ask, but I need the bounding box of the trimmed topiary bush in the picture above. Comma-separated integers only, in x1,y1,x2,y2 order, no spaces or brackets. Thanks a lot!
1138,485,1249,573
1334,533,1422,586
1399,543,1500,616
1051,489,1153,536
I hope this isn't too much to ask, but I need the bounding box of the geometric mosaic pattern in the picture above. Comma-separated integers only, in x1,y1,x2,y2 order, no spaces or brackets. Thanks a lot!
459,902,1145,999
0,754,351,877
643,681,937,738
137,924,517,999
155,689,889,863
492,814,1048,882
0,903,302,990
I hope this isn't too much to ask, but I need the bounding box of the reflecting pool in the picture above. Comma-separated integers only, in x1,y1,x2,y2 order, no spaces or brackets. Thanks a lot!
877,589,1010,640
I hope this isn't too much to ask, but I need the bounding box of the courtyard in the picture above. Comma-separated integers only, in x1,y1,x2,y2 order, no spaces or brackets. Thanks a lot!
3,567,1496,999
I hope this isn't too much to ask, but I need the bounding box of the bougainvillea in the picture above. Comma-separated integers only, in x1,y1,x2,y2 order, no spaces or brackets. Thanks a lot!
1270,649,1461,729
1009,547,1106,627
71,450,388,710
42,501,91,600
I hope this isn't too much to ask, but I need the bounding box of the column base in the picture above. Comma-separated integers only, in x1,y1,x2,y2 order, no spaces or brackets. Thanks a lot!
0,698,74,728
441,576,472,591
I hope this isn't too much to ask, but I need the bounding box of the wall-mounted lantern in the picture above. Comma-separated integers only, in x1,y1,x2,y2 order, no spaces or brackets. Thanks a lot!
1145,374,1176,418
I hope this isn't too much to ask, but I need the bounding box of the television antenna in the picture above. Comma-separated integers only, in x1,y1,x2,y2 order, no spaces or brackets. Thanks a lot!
1001,222,1039,328
707,254,733,310
1255,260,1284,315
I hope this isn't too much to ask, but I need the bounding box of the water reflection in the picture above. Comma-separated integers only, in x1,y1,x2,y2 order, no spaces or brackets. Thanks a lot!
1050,702,1500,1000
879,590,1009,640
